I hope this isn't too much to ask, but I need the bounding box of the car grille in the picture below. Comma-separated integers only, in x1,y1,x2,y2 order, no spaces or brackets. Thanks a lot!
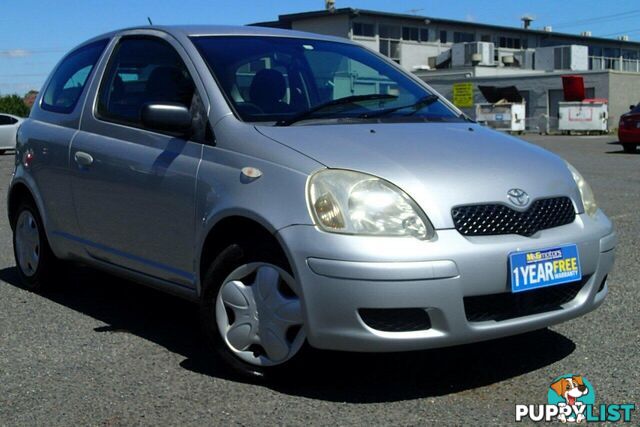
463,276,589,322
358,308,432,332
451,197,576,237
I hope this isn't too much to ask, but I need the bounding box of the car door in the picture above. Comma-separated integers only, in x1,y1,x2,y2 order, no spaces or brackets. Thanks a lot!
0,114,18,148
70,34,210,289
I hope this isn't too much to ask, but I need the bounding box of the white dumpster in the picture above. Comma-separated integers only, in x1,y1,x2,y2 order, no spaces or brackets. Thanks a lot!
475,102,526,132
475,85,526,133
558,100,608,134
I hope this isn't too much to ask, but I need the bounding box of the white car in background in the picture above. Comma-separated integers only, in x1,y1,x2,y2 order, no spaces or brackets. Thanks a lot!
0,113,23,153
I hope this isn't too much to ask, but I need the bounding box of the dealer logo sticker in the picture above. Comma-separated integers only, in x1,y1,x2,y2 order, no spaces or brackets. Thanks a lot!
515,374,635,423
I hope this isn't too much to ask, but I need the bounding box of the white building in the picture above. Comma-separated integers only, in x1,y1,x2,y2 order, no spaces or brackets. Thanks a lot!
253,7,640,129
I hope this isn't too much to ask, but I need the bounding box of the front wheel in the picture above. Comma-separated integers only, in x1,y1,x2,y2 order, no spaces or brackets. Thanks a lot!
622,143,637,153
12,199,61,291
200,241,307,378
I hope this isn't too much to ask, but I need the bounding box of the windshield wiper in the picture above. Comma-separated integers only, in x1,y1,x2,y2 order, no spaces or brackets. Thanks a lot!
358,94,441,119
275,94,398,126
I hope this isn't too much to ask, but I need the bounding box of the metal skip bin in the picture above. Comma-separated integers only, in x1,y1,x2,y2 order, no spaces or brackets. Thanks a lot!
558,101,608,134
475,85,526,133
558,75,609,134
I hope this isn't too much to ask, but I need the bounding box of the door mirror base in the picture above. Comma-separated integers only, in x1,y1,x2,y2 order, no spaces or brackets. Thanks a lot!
141,103,192,136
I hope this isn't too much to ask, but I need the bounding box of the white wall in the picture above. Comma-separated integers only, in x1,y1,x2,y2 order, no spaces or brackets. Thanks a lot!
535,45,589,71
401,43,441,70
291,15,350,37
352,37,378,52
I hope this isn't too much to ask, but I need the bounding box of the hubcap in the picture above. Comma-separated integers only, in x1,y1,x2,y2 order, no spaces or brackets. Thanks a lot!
215,263,305,366
15,210,40,277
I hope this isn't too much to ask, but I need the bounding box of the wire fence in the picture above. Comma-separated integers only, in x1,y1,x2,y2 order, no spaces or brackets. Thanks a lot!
523,116,559,134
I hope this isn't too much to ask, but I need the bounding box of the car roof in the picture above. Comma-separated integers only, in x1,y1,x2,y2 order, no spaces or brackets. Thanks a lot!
83,25,352,47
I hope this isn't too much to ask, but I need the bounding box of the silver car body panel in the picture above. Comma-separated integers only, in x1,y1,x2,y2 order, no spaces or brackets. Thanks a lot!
9,25,616,352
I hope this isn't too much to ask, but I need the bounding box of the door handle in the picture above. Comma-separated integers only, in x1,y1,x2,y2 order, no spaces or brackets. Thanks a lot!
74,151,94,167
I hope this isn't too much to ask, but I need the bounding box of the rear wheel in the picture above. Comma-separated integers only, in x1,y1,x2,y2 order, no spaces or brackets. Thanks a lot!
622,143,637,153
12,199,61,291
200,240,306,379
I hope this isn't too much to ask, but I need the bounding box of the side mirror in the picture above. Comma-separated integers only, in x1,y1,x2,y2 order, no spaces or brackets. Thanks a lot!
141,103,192,135
630,105,636,111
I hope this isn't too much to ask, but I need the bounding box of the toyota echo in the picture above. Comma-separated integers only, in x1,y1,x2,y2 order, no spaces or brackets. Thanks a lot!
8,26,616,377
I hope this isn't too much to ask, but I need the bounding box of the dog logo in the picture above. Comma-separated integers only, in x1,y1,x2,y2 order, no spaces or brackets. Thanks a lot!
516,374,635,423
548,375,595,423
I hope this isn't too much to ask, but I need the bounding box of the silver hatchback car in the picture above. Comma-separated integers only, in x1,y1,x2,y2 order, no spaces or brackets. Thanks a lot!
9,26,616,378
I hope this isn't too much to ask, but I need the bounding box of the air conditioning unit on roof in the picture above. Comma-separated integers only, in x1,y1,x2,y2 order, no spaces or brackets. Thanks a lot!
451,42,495,67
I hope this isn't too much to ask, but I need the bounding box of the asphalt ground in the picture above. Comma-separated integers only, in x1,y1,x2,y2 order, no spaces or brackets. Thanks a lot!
0,135,638,426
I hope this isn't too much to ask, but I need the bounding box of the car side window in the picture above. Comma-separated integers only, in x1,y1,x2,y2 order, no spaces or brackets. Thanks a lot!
96,36,202,134
41,39,108,114
0,115,18,125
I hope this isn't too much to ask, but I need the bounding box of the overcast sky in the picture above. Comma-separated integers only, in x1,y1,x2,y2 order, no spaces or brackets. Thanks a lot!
1,0,639,95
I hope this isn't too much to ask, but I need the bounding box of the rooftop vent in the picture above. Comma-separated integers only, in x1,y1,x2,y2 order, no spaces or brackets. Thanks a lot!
581,31,592,37
325,0,335,11
521,15,534,29
543,26,553,32
618,35,630,41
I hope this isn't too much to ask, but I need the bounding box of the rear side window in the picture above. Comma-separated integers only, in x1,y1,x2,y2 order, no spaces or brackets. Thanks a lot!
0,115,18,125
96,37,195,127
41,39,108,114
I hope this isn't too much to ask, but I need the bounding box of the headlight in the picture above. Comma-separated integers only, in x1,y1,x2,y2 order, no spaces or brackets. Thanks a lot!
566,162,598,217
308,169,434,239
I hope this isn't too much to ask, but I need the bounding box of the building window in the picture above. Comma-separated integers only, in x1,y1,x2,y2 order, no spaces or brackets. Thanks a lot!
481,34,492,42
453,32,475,43
589,46,603,56
420,28,430,42
440,30,448,44
353,22,375,37
499,37,524,49
402,27,419,41
402,27,431,42
379,25,401,62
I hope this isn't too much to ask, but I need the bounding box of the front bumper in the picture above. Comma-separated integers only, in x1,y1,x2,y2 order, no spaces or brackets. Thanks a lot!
277,210,616,352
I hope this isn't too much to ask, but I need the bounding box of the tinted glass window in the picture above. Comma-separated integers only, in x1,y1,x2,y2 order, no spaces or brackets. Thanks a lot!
454,32,475,43
97,37,196,127
41,39,108,114
0,115,18,125
192,36,460,124
403,27,419,42
353,23,375,37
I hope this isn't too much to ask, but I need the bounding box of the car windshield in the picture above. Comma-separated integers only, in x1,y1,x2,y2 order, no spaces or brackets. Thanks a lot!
191,36,462,124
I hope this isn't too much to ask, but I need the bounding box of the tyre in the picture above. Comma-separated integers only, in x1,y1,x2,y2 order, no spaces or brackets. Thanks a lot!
622,143,637,153
11,198,61,291
200,239,306,379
